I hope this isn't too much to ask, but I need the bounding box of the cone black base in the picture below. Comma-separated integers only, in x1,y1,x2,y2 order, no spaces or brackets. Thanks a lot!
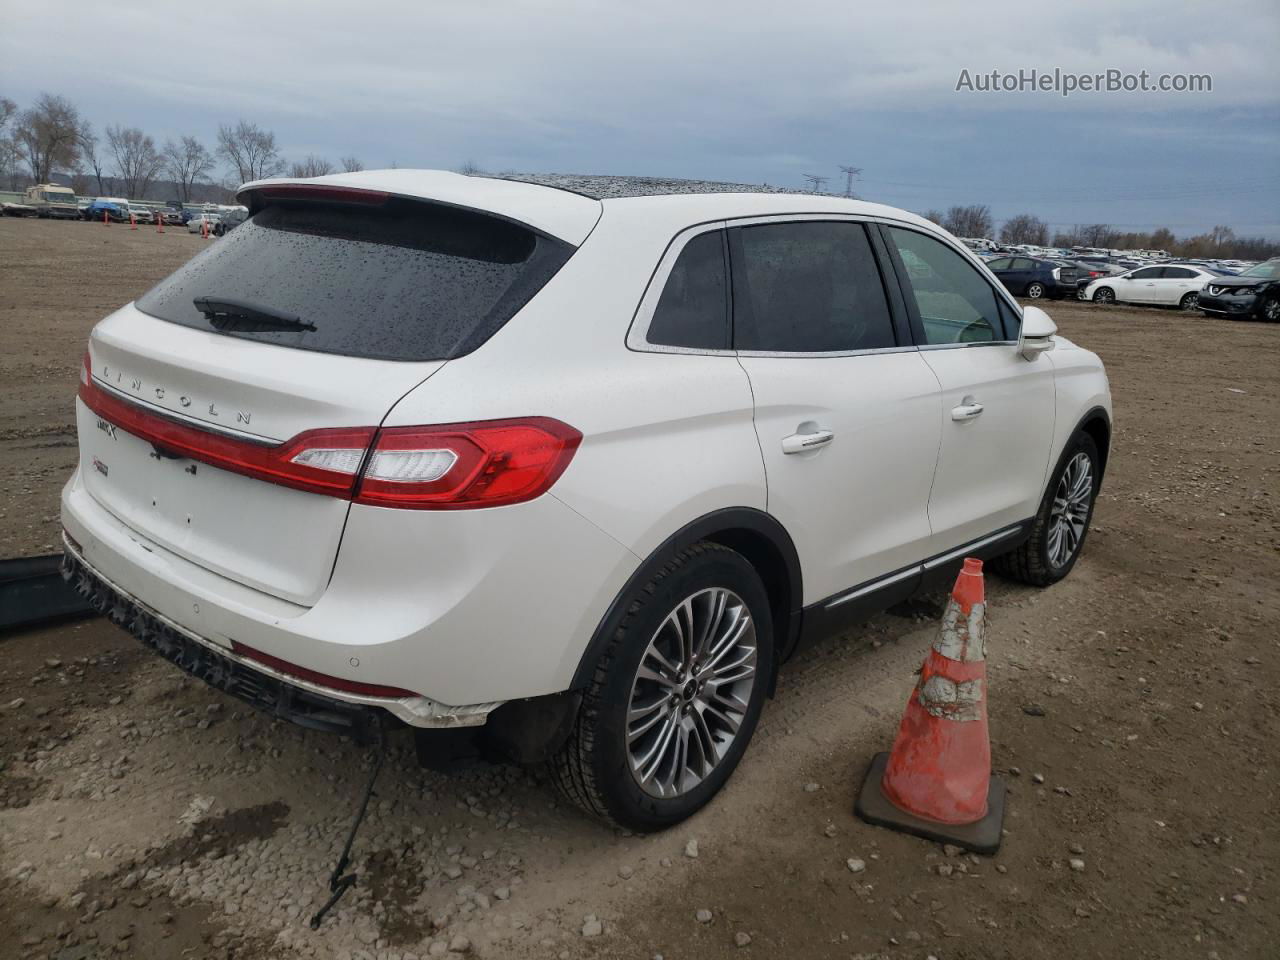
853,752,1005,855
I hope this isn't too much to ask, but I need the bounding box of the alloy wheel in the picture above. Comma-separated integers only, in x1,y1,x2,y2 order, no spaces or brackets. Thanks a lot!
626,588,758,799
1180,293,1199,311
1047,452,1093,569
1265,298,1280,322
1027,283,1045,299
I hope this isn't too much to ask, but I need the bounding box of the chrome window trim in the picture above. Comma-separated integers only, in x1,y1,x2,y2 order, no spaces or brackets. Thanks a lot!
627,210,1024,357
626,220,733,356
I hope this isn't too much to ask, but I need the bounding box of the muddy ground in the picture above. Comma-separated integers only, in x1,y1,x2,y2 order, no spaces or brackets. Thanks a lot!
1,216,1276,959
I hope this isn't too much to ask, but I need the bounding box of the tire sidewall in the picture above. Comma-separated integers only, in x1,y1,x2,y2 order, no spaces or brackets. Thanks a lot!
1093,287,1113,304
592,548,773,830
1033,433,1100,582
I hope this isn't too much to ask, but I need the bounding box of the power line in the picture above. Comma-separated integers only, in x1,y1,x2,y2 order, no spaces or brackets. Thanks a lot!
802,174,829,192
838,164,862,198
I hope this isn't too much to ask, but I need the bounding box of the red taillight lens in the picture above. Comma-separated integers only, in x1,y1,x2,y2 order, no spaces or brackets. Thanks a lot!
77,362,580,508
79,370,376,497
355,418,582,509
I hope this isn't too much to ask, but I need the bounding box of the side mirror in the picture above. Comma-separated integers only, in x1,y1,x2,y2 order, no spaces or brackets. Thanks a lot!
1018,305,1057,360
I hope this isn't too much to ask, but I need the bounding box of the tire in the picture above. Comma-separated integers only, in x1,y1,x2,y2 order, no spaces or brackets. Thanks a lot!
1263,297,1280,323
1025,282,1045,299
1178,292,1199,311
992,432,1100,588
1092,287,1115,305
548,542,773,831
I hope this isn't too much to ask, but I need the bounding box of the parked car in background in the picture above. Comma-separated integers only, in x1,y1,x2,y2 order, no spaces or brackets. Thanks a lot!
1198,258,1280,322
212,206,249,235
186,212,220,233
127,203,154,224
24,184,80,218
84,199,130,222
63,170,1112,829
984,255,1083,300
160,210,184,226
1085,264,1216,310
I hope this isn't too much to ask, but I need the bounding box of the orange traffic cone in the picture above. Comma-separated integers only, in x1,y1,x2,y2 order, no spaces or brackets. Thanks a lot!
103,210,110,226
201,218,209,239
854,558,1005,854
156,210,164,234
129,212,137,230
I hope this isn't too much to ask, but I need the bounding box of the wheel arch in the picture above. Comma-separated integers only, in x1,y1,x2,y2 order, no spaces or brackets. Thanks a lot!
568,507,803,694
1075,406,1112,489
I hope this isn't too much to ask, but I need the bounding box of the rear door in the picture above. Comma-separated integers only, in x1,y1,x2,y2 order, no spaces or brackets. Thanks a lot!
880,224,1056,552
731,219,941,604
1154,266,1202,304
79,192,576,605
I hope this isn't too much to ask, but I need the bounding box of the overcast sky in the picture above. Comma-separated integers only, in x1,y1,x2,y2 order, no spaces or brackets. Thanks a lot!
3,0,1278,238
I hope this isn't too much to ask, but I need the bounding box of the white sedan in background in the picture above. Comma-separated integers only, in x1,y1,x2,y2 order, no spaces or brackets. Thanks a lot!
186,213,221,234
1085,264,1216,310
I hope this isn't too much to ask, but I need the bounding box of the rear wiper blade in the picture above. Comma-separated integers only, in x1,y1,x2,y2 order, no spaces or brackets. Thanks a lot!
193,296,317,332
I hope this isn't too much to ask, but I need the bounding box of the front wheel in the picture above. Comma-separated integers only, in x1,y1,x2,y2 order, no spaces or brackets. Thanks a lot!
1263,297,1280,323
1026,282,1046,299
549,542,773,830
1179,292,1199,311
1092,287,1115,305
993,432,1100,587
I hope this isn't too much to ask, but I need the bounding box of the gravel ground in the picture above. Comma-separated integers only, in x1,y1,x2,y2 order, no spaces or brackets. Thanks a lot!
1,216,1277,959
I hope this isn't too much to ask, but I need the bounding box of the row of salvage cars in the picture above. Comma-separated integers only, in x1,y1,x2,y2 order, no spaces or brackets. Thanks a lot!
981,253,1280,321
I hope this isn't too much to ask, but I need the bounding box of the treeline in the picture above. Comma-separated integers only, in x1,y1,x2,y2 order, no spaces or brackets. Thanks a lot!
0,92,364,203
920,204,1279,262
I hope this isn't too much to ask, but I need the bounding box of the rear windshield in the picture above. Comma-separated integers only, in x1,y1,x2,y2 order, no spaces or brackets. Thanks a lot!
135,198,574,361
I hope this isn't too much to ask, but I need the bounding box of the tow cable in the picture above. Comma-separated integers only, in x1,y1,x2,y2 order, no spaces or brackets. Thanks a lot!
310,730,385,929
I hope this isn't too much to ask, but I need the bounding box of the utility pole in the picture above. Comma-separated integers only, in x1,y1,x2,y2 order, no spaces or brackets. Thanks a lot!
838,164,862,198
802,174,829,193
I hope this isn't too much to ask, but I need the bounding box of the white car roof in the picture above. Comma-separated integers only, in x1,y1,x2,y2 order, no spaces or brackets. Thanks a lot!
237,169,938,246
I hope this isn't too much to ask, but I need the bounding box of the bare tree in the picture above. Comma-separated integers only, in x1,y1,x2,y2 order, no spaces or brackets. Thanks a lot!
14,93,83,183
77,124,111,195
288,155,334,178
163,136,214,202
457,160,485,175
1077,224,1117,248
339,155,364,173
942,205,993,238
216,120,283,184
999,213,1049,246
0,96,19,190
920,209,945,225
106,125,164,199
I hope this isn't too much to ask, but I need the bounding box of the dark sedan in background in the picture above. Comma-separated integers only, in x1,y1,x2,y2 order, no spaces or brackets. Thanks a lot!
984,256,1083,300
1199,258,1280,322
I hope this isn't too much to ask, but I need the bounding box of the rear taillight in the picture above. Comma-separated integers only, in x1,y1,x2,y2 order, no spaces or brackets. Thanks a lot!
77,362,579,508
354,419,582,509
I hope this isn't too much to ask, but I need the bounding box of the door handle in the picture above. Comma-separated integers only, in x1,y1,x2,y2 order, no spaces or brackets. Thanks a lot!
781,428,834,454
951,401,984,422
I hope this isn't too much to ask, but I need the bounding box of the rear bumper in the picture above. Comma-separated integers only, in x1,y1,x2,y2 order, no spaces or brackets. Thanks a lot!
62,543,384,740
61,464,638,721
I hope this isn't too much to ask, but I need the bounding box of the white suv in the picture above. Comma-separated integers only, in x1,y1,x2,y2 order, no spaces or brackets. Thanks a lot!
62,171,1112,829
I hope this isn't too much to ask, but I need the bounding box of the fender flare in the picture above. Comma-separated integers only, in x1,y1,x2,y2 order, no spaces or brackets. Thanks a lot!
568,507,803,692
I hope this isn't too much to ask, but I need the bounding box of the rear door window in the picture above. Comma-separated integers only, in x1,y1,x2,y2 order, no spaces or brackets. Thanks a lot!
646,231,729,350
135,198,574,362
729,221,896,353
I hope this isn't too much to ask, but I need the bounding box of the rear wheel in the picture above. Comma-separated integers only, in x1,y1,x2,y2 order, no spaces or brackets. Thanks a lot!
549,542,772,830
1092,287,1115,305
993,432,1100,587
1025,282,1046,299
1179,292,1199,311
1263,297,1280,323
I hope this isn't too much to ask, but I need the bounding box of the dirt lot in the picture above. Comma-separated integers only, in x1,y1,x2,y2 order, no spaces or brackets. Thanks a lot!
1,216,1277,960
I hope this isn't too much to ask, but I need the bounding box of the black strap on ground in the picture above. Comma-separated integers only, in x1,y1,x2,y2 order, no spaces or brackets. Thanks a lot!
309,732,385,929
0,553,96,633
